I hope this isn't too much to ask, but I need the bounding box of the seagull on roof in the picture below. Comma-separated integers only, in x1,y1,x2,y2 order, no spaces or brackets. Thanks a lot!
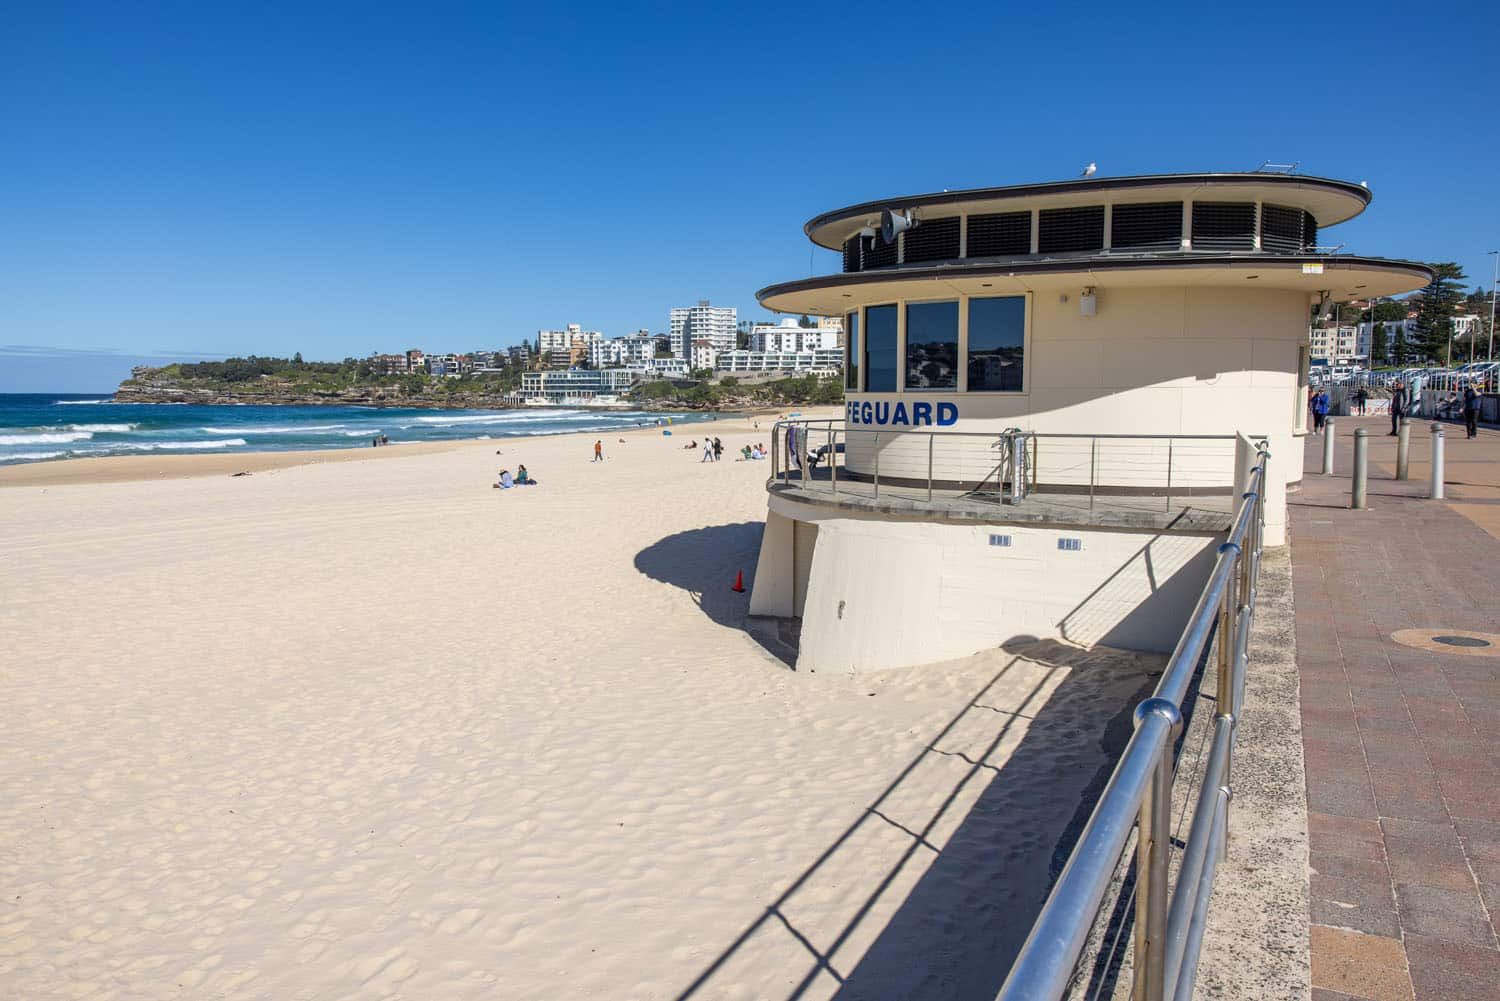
1081,162,1097,178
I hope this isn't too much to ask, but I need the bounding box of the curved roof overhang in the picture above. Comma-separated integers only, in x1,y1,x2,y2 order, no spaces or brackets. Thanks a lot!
805,173,1372,250
757,255,1433,316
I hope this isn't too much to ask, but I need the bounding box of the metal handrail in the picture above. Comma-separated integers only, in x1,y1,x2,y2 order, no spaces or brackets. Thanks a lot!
768,420,1257,508
996,442,1269,1001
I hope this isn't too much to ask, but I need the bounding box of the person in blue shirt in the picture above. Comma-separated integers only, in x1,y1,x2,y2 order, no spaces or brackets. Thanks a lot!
1311,389,1330,433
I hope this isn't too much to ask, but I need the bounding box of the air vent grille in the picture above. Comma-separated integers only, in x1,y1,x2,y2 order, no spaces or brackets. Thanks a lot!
1110,202,1182,251
864,234,898,269
1259,204,1303,253
1303,211,1318,251
966,211,1032,257
902,216,960,264
1038,206,1105,254
1191,202,1256,251
842,236,862,273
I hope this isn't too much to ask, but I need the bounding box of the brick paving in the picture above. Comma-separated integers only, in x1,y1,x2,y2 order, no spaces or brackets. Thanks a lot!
1293,415,1500,1001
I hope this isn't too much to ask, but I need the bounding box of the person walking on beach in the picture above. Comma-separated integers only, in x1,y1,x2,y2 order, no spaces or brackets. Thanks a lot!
712,437,723,462
593,440,603,462
1311,389,1329,434
1390,381,1407,435
701,438,715,463
1464,382,1481,439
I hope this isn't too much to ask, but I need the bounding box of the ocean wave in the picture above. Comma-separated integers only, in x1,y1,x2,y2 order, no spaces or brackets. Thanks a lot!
0,450,67,462
120,439,248,450
0,431,93,445
54,398,113,405
343,429,381,437
410,410,585,426
200,424,348,434
64,423,136,433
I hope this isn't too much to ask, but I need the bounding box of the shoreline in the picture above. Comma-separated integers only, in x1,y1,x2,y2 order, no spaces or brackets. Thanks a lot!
0,409,792,488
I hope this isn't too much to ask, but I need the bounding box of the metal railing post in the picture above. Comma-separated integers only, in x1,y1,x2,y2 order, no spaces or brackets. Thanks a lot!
1165,438,1174,511
1322,419,1336,474
873,431,880,499
830,428,838,493
773,426,781,483
927,432,934,502
1429,423,1445,499
1134,732,1176,1001
1396,418,1411,480
1352,428,1369,509
1089,437,1097,512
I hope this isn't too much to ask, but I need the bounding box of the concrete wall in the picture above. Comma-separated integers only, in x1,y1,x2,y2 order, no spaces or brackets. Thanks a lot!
841,286,1305,545
752,495,1221,673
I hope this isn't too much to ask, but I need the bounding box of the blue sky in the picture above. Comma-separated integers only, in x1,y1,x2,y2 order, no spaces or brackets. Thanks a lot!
3,1,1497,391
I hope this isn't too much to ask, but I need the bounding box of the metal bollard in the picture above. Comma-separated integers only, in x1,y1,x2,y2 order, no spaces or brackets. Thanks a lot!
1429,423,1445,500
1321,419,1336,475
1396,418,1411,480
1352,428,1369,509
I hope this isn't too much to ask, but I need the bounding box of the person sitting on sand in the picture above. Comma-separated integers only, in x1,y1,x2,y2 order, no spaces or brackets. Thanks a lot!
751,445,765,460
516,464,536,485
684,440,698,450
493,469,514,489
740,445,753,461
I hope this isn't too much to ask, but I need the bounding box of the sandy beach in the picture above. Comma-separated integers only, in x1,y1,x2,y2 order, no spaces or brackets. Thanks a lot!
0,411,1159,1000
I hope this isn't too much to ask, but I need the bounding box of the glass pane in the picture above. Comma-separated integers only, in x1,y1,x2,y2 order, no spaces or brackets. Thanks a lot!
904,301,958,390
845,311,860,390
968,296,1025,392
864,305,898,392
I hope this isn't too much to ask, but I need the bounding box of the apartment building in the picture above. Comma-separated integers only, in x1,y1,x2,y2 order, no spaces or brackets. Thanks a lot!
670,300,736,359
749,317,843,353
714,348,844,374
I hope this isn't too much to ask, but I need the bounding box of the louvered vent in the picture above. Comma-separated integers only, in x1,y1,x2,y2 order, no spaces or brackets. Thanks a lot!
901,216,960,264
1038,206,1105,254
1302,211,1318,251
1260,204,1303,253
864,233,898,269
1191,202,1256,251
842,236,862,273
966,212,1031,257
1110,202,1182,251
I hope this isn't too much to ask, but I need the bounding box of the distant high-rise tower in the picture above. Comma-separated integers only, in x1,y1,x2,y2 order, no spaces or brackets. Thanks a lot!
669,300,736,361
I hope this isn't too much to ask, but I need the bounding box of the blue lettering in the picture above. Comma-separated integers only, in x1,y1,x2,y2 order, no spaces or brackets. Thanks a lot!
937,402,959,426
846,401,857,423
912,402,933,426
874,402,890,425
892,402,909,425
861,401,873,424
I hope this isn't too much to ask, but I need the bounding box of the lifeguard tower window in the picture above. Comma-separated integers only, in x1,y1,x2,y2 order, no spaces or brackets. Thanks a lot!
1038,206,1105,254
905,301,959,390
903,217,960,264
864,304,899,392
1191,202,1257,251
968,296,1026,392
1110,202,1183,251
966,211,1031,258
845,311,860,390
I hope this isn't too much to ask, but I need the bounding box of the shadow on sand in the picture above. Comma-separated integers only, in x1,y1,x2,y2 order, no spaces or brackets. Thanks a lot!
669,637,1162,1001
633,521,764,630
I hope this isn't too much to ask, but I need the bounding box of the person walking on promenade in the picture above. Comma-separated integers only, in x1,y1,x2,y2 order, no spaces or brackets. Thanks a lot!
593,440,604,462
1390,381,1407,435
1354,386,1368,415
1311,389,1330,434
1464,382,1481,439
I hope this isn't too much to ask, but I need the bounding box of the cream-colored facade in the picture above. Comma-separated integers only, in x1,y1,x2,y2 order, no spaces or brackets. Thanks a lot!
750,172,1430,672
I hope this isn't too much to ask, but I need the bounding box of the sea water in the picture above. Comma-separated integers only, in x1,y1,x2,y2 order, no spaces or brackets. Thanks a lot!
0,394,723,466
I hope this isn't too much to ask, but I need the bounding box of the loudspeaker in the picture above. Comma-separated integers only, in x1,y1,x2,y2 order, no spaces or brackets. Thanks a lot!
880,208,916,245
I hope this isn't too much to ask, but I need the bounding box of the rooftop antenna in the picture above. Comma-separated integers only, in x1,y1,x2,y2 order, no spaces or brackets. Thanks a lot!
1081,162,1097,178
1255,160,1300,174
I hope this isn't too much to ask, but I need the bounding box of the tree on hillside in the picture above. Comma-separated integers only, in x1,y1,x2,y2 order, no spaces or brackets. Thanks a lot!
1371,324,1389,366
1413,263,1467,364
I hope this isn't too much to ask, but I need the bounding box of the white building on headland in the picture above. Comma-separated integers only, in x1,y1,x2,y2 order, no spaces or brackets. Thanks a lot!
589,330,658,368
520,368,639,402
538,324,603,352
750,317,843,353
670,301,736,360
748,171,1431,673
715,348,844,374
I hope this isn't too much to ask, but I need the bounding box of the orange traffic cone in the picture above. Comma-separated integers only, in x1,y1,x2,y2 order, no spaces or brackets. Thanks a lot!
731,570,746,593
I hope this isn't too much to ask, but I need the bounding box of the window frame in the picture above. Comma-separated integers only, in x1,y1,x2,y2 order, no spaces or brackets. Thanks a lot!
845,310,861,391
862,302,900,394
902,297,961,393
964,293,1031,395
843,293,1032,397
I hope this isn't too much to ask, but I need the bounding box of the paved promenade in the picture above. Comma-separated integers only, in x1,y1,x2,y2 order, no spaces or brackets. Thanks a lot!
1293,415,1500,1001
